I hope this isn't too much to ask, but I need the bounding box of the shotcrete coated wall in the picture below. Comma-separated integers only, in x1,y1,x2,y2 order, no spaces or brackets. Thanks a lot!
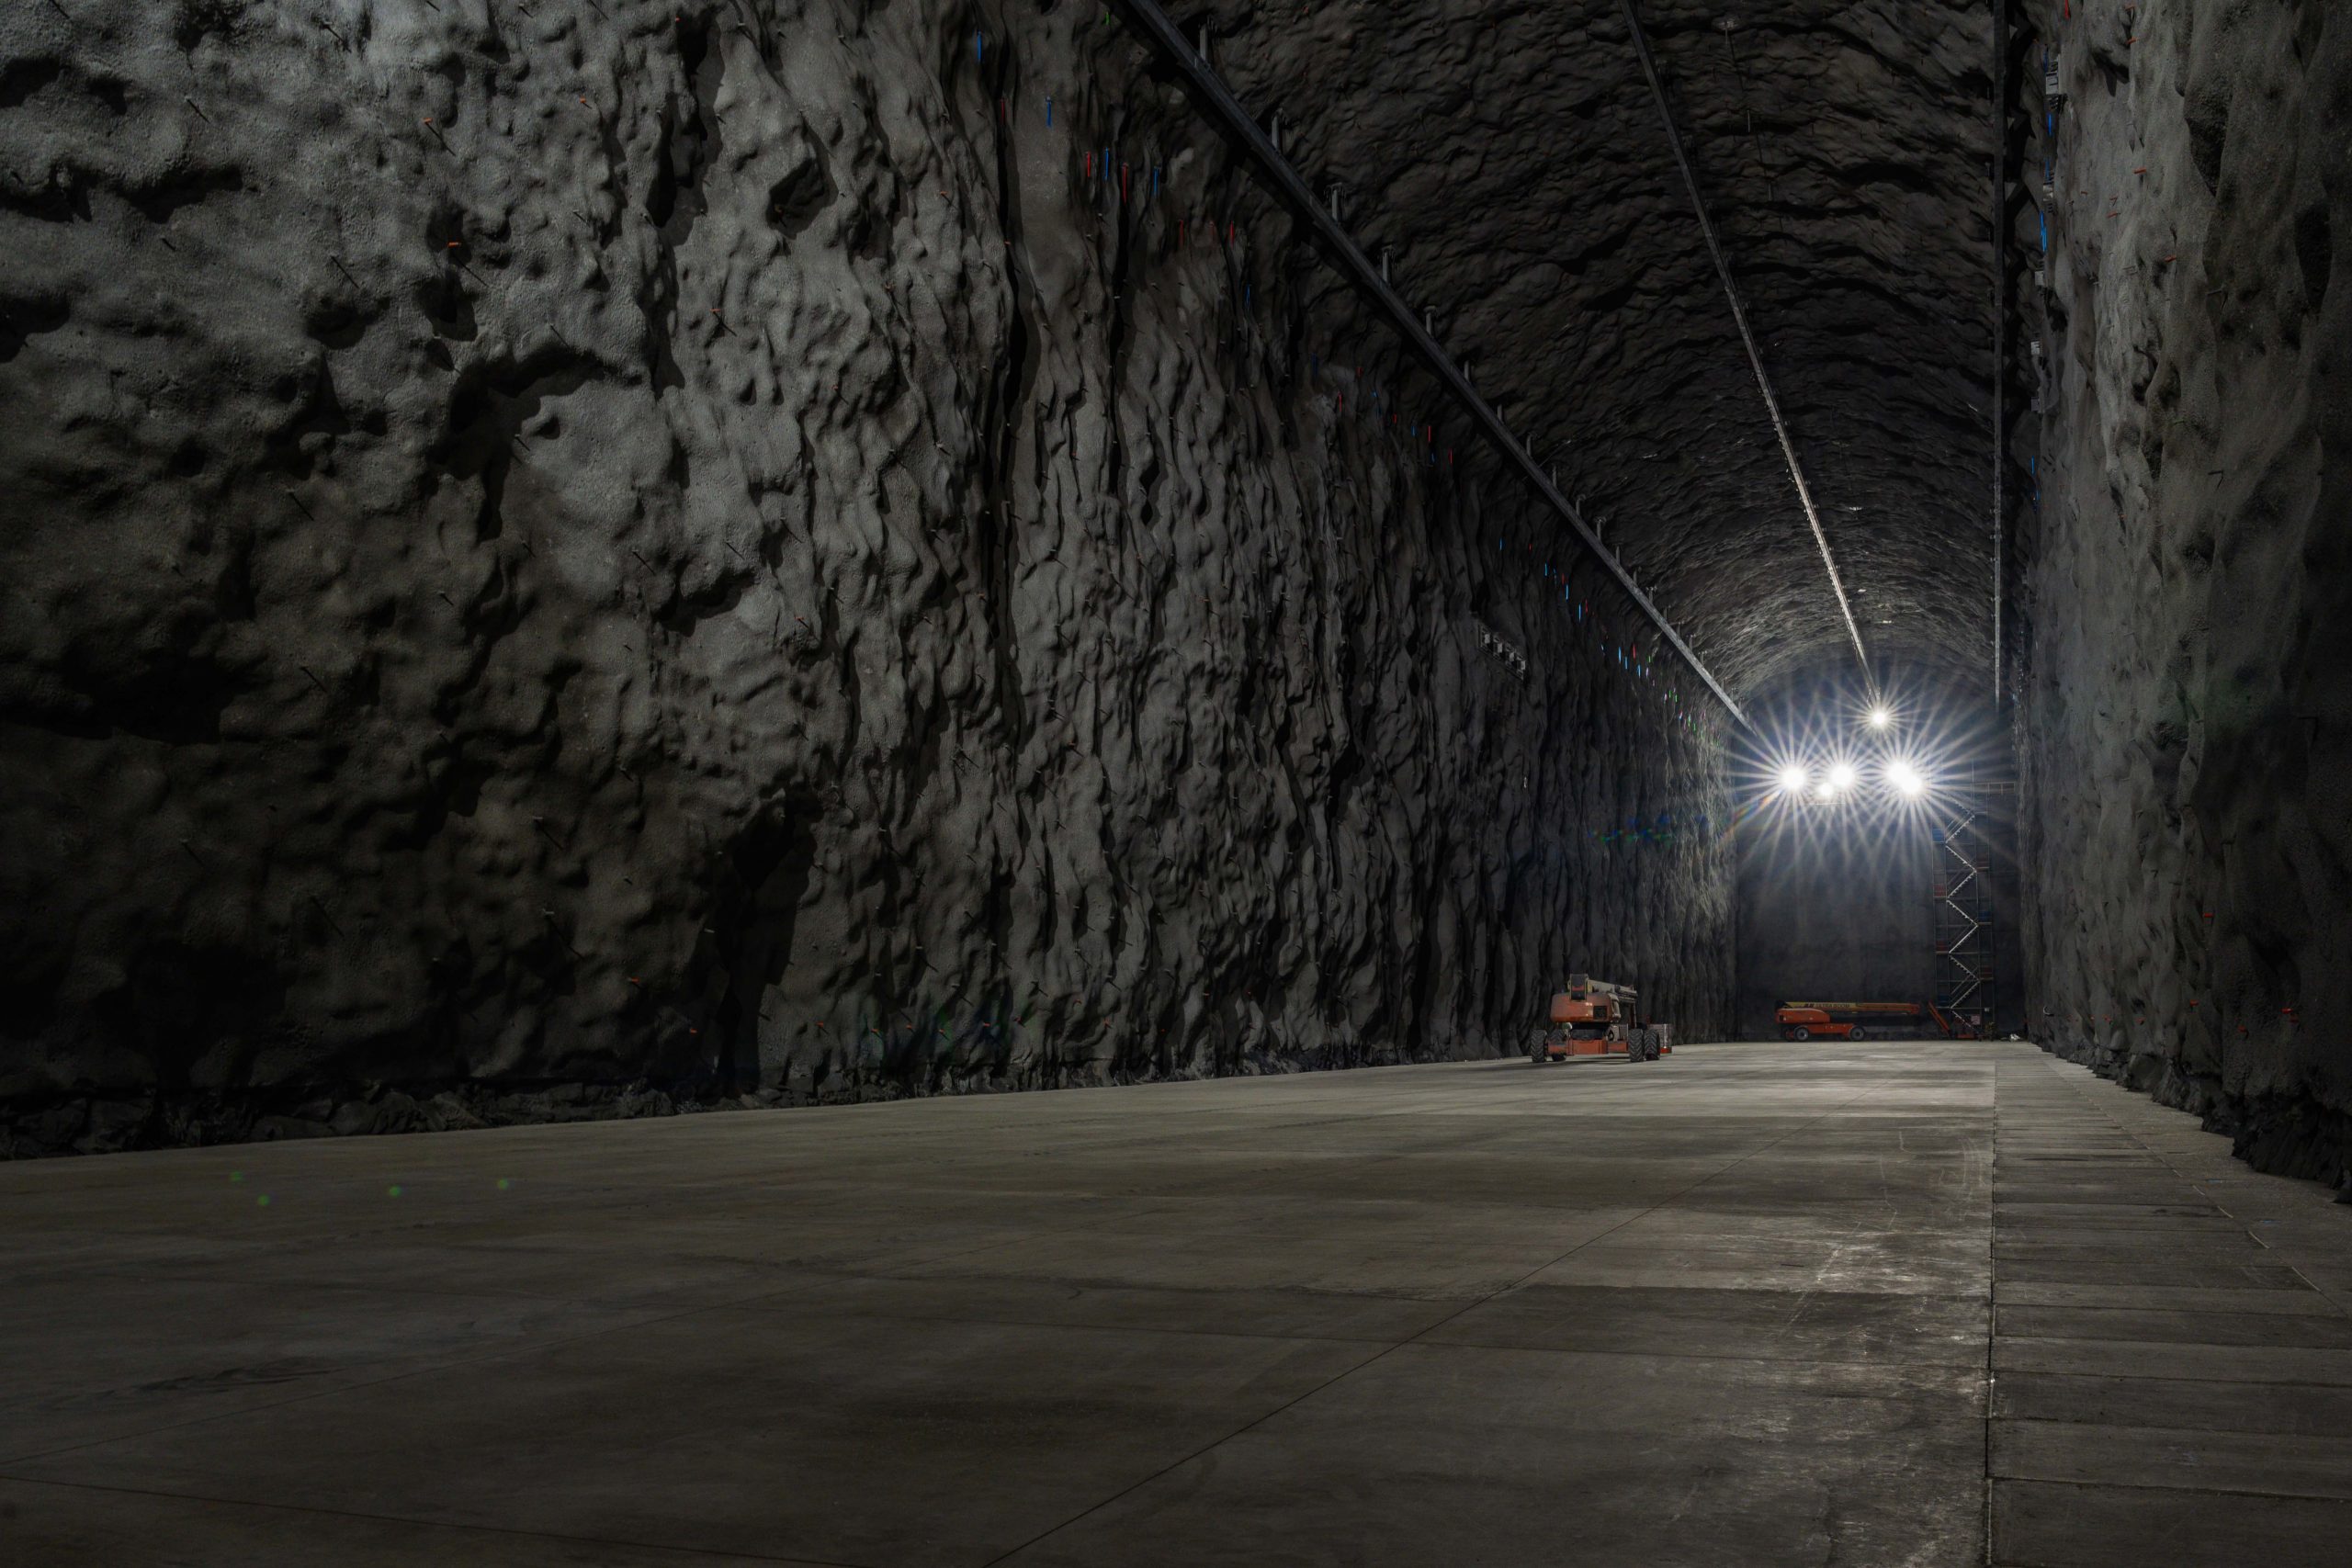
2013,0,2352,1183
0,1,1734,1154
1196,0,2002,694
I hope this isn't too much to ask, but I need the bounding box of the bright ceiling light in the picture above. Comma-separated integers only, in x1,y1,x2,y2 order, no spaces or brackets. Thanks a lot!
1777,763,1809,795
1825,761,1857,793
1866,705,1893,730
1887,760,1926,798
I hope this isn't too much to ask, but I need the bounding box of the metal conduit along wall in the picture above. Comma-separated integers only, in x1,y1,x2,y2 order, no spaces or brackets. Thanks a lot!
1105,0,1750,731
1990,0,2012,705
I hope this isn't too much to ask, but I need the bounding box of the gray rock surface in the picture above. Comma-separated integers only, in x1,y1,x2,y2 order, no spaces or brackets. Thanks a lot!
0,0,1733,1154
2013,0,2352,1184
1203,0,2002,691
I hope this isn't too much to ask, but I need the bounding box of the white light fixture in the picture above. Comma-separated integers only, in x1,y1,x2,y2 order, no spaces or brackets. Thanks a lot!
1866,705,1893,730
1887,760,1926,798
1826,761,1858,795
1777,763,1809,795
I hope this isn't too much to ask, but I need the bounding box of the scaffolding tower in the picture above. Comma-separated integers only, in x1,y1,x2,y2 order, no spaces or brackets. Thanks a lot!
1931,793,1996,1038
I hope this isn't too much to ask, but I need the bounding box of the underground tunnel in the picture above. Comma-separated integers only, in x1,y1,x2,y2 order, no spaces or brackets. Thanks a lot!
3,0,2348,1562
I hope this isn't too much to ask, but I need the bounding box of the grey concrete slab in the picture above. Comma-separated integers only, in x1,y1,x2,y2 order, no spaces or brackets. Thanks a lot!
1996,1305,2352,1349
741,1270,1465,1345
0,1477,804,1568
7,1041,2352,1565
874,1198,1655,1299
1995,1337,2352,1384
1996,1149,2146,1160
6,1311,1383,1568
2294,1264,2352,1300
1996,1218,2256,1241
1994,1479,2352,1567
997,1345,1988,1568
1996,1229,2267,1254
1983,1052,2352,1566
1998,1156,2165,1169
0,1272,671,1465
1521,1219,1989,1296
1992,1190,2216,1211
1992,1371,2352,1435
1993,1253,2307,1289
1421,1281,1988,1365
67,1195,1176,1310
1992,1176,2210,1197
1993,1419,2352,1501
1995,1280,2335,1314
1994,1201,2238,1224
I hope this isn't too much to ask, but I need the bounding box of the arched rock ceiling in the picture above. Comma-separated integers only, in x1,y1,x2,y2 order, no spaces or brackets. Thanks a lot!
1194,0,1999,698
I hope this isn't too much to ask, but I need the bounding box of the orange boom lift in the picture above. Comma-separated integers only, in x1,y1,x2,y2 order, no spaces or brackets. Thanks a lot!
1772,1001,1926,1042
1532,976,1671,1064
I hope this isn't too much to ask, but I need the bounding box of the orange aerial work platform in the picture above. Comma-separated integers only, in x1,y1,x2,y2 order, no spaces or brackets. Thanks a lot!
1532,976,1672,1064
1773,1001,1927,1041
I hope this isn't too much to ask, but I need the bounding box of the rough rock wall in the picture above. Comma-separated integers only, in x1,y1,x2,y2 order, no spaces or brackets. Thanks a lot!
0,0,1735,1154
1201,0,2000,691
2012,0,2352,1183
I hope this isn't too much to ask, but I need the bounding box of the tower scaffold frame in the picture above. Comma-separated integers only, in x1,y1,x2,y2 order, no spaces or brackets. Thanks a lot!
1931,791,1997,1038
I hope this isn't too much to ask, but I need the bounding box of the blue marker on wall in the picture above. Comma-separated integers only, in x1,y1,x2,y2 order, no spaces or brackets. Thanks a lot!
1046,96,1053,127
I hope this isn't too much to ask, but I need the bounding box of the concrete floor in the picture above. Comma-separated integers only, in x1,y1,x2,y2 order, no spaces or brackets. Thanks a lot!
5,1042,2350,1566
